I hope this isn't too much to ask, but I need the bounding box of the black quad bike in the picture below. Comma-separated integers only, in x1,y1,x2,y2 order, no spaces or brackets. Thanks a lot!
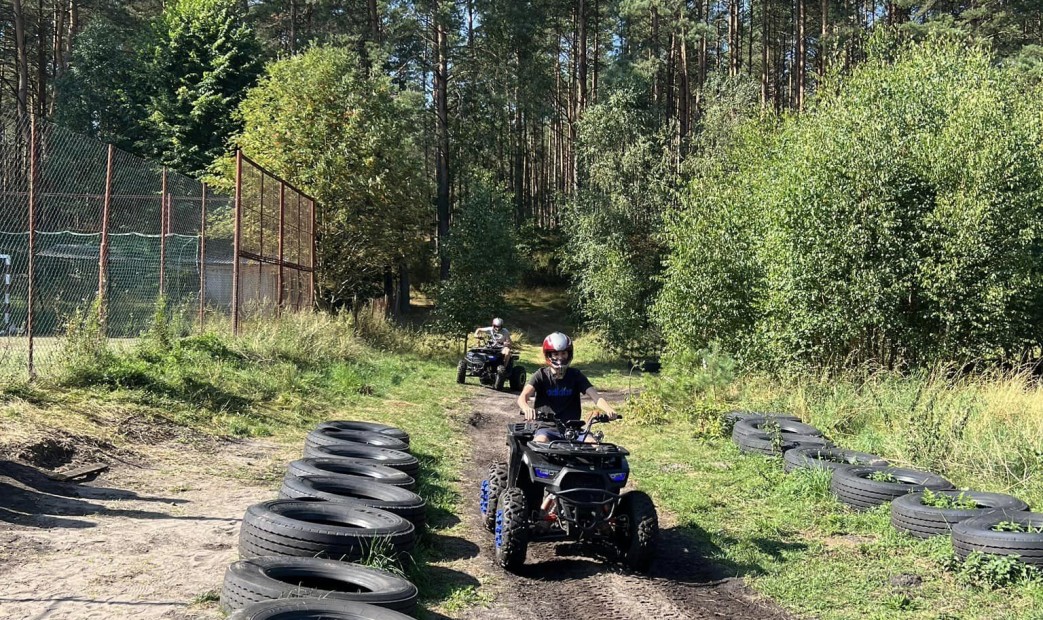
456,335,525,391
478,407,658,572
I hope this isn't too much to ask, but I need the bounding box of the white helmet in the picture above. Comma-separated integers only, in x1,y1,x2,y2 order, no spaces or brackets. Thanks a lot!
492,317,504,329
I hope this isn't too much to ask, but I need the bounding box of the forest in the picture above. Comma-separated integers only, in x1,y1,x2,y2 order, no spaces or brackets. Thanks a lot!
3,0,1043,371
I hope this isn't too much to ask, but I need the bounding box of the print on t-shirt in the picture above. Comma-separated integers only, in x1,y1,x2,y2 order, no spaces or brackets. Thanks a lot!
527,367,592,422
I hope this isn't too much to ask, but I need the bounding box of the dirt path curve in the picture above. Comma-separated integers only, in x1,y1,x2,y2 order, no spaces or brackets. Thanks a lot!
456,388,793,620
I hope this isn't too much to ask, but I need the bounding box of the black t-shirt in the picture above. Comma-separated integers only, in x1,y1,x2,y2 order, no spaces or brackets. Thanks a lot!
528,367,593,422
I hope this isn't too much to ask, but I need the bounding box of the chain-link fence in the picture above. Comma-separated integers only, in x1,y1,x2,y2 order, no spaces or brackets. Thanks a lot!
0,116,316,382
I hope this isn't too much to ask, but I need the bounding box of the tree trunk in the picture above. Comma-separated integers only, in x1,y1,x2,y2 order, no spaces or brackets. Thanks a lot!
433,0,451,280
729,0,740,75
592,0,600,104
13,0,30,122
398,264,410,315
36,0,48,117
796,0,805,109
578,0,588,112
368,0,380,43
761,0,769,105
819,0,827,77
651,4,660,105
289,0,297,52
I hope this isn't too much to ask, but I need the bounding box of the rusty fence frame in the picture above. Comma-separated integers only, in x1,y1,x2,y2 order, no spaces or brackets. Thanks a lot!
4,117,317,379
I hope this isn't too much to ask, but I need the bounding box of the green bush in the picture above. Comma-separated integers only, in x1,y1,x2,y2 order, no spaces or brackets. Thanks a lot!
564,89,673,358
656,35,1043,370
436,171,519,332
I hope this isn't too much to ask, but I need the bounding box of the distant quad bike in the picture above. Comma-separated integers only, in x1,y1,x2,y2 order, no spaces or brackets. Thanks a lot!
456,335,525,391
479,407,658,572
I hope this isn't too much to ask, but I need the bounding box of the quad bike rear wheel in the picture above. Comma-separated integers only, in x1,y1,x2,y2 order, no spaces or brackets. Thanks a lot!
456,360,466,384
481,462,508,532
509,366,526,392
617,490,658,572
494,365,508,391
495,488,529,571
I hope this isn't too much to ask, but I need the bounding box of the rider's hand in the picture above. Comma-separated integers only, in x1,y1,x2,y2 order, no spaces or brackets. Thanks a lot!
522,405,536,420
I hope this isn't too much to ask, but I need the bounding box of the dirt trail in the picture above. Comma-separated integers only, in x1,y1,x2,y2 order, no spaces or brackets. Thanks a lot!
456,388,793,620
0,439,287,620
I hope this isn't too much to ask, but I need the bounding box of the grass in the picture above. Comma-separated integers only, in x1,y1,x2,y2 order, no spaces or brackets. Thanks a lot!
610,354,1043,619
610,424,1043,619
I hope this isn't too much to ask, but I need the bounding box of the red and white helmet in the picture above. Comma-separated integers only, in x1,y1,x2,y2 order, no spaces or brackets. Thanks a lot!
542,332,573,370
492,317,504,329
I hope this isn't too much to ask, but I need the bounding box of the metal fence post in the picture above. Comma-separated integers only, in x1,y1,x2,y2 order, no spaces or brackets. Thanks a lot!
277,182,285,315
27,116,37,381
98,144,113,332
199,183,207,330
159,167,168,297
232,150,243,335
259,172,264,304
310,197,317,310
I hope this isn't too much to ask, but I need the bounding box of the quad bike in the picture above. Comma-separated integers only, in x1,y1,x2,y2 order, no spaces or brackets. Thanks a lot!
479,406,658,572
456,334,526,391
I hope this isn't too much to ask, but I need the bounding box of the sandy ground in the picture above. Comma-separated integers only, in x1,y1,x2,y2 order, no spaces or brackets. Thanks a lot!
0,436,287,620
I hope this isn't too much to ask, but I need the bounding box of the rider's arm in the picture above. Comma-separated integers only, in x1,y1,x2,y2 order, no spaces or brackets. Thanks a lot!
584,386,618,419
518,385,537,419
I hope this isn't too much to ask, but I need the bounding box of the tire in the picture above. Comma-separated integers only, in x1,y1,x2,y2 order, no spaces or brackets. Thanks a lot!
456,360,467,384
952,511,1043,566
734,431,834,456
890,491,1029,538
723,411,801,433
305,429,410,454
830,466,954,509
732,417,824,440
509,366,526,392
617,490,658,572
481,462,508,533
238,500,415,563
724,410,802,423
783,447,889,473
495,487,529,571
227,598,417,620
280,475,427,529
287,458,416,491
494,365,508,391
305,445,420,479
315,422,409,446
220,557,418,614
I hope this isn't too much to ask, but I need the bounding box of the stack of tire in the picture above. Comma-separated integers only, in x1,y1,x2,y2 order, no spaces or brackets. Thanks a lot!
761,411,1041,571
221,420,425,620
729,412,833,456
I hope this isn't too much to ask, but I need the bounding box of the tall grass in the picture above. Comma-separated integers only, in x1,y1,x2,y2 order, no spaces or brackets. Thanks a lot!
731,369,1043,508
634,361,1043,509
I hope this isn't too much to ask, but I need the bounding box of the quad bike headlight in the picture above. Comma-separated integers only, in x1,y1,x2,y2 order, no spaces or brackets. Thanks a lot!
609,472,628,483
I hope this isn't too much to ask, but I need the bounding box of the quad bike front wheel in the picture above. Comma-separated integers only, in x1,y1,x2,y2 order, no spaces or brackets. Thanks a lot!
495,488,529,571
494,365,508,391
509,366,526,392
480,462,508,532
617,490,658,572
456,360,466,384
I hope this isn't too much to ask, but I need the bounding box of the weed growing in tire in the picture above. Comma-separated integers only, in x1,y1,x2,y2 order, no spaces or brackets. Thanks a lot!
868,471,898,483
920,489,978,509
762,420,784,454
953,551,1043,589
993,521,1043,534
356,535,408,576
